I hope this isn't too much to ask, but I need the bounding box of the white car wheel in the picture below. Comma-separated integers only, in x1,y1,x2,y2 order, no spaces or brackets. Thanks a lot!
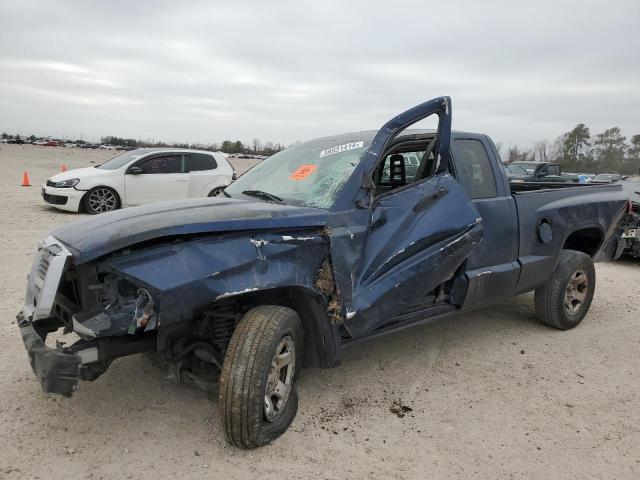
84,187,120,214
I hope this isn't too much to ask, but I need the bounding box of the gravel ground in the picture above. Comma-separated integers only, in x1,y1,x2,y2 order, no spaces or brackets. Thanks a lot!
1,144,639,479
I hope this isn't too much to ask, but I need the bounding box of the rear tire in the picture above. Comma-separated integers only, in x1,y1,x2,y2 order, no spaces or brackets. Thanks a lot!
208,187,225,197
219,305,302,448
534,249,596,330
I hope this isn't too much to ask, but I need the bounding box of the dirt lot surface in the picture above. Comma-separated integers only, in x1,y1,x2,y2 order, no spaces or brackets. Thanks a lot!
1,144,639,479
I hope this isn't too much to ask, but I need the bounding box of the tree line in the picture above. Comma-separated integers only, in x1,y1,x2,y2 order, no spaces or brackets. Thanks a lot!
6,125,640,174
503,125,640,175
99,136,285,156
1,132,285,157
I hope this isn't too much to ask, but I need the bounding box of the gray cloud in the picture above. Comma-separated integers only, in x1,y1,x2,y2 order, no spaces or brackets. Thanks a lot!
1,0,639,147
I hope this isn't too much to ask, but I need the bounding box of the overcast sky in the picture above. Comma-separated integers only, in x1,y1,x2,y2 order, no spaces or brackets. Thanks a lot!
1,0,638,148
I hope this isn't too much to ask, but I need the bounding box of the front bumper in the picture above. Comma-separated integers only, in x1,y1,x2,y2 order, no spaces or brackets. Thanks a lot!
17,312,157,396
41,185,85,212
17,312,81,396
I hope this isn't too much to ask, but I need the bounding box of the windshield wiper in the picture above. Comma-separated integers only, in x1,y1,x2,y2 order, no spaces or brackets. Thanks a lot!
242,190,284,204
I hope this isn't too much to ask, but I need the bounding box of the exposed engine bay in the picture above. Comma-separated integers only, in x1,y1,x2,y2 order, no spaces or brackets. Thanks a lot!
72,274,156,338
621,200,640,258
32,252,248,394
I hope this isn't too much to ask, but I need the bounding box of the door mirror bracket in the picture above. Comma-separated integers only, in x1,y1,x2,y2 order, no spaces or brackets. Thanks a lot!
356,172,376,209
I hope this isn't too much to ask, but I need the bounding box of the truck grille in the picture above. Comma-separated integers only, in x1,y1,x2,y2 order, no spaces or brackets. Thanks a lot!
23,236,72,320
36,253,51,280
31,248,52,300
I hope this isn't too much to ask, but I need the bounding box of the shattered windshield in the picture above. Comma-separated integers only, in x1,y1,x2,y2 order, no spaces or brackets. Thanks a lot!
226,132,375,209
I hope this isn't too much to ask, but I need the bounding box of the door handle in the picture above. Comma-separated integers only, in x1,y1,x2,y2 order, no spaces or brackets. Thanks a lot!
413,187,448,212
176,179,188,182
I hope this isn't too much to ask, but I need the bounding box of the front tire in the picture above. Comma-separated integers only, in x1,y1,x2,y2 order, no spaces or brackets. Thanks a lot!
219,305,302,448
208,187,225,197
535,249,596,330
83,186,120,214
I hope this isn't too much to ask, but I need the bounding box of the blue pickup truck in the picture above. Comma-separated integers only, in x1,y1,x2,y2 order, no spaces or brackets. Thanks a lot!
17,97,628,448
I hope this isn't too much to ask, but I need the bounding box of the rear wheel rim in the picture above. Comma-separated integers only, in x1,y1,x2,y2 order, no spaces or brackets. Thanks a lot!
264,335,295,422
88,188,117,213
564,269,588,315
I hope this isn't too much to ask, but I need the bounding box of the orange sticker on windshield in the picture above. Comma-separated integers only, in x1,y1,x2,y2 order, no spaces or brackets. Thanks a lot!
289,164,317,180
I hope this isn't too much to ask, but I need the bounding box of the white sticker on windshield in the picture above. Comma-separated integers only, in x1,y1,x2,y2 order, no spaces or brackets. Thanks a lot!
319,141,364,158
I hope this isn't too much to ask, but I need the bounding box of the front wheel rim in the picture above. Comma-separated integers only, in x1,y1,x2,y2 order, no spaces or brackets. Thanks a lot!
565,269,588,315
88,188,117,212
264,335,295,422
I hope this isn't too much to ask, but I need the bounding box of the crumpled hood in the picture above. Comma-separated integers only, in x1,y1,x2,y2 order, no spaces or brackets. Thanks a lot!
51,197,328,263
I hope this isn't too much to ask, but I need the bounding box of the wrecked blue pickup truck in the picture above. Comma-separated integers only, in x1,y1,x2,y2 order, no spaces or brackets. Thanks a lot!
17,97,628,448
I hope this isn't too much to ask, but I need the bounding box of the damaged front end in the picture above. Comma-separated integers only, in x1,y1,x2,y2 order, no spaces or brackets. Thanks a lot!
18,228,337,397
18,235,158,396
620,200,640,258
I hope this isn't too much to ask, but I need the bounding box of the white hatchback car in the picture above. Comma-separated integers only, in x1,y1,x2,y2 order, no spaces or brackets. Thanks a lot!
42,148,235,214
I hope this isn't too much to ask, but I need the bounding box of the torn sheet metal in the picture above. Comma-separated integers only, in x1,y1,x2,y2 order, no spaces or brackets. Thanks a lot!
103,230,329,327
314,258,343,325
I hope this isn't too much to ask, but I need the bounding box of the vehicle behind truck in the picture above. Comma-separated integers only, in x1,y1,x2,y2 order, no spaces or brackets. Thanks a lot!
16,96,628,449
505,161,580,184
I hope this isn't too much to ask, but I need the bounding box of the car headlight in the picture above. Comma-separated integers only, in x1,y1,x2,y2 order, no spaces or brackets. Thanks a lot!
51,178,80,188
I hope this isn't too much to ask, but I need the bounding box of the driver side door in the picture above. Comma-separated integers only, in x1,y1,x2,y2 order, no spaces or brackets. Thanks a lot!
327,97,483,339
124,154,189,206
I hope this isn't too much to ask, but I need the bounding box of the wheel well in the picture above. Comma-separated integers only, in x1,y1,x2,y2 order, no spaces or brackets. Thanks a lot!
563,227,603,257
226,287,341,369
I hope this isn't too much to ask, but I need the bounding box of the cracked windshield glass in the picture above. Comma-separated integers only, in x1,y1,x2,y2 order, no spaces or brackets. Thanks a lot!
225,132,376,209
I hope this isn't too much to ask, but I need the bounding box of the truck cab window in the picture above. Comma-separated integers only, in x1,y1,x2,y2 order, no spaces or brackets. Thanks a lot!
374,141,437,194
379,151,423,185
452,139,497,199
547,165,560,176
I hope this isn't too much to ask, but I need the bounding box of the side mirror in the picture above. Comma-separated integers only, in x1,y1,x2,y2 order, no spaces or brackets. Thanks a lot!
127,166,144,175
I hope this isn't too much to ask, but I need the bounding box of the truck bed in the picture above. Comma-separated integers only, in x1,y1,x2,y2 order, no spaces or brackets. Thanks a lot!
510,182,625,293
509,181,616,193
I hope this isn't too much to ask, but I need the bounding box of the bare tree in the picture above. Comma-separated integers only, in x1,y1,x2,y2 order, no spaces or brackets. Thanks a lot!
507,146,531,164
532,140,550,163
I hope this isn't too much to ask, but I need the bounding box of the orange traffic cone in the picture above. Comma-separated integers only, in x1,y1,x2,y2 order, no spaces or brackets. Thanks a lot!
61,163,68,172
21,171,31,186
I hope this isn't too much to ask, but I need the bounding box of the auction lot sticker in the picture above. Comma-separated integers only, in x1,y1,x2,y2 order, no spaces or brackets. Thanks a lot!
319,141,364,158
289,164,318,180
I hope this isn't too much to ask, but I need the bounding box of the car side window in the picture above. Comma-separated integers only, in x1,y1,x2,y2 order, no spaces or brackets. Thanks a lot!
187,153,217,172
452,139,497,199
547,165,560,176
137,155,183,174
